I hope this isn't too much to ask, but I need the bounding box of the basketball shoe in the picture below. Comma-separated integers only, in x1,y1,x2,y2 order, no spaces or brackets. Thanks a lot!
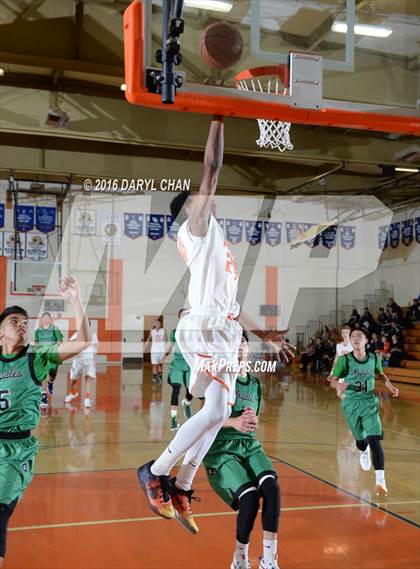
137,461,175,519
182,399,192,420
231,555,250,569
169,478,199,534
359,447,371,471
259,556,280,569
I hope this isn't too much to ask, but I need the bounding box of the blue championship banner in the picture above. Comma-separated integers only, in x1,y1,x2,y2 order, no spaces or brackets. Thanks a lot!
321,225,337,249
146,214,165,240
35,206,56,233
401,219,413,246
124,213,143,239
264,221,281,247
245,220,263,246
0,203,4,229
389,222,400,248
340,226,356,250
415,217,420,244
166,215,181,241
286,221,305,244
303,223,320,248
226,219,243,245
15,205,34,232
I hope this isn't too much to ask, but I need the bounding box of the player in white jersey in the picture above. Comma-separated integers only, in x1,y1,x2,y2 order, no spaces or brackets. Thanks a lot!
145,319,167,383
327,324,353,398
64,323,98,408
137,118,294,535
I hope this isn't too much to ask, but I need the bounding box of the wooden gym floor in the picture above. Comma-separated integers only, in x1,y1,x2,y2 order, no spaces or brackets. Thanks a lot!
6,364,420,569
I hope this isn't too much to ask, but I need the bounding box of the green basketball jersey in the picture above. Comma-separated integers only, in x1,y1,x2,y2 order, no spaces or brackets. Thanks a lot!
215,374,262,442
0,344,61,432
35,325,63,344
169,329,189,371
333,352,383,397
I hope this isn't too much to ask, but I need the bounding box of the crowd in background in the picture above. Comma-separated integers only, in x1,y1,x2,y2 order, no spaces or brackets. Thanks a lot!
299,296,420,372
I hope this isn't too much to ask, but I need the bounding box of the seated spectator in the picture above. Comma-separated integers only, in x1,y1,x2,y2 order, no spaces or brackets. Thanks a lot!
312,337,325,372
387,297,402,317
368,332,383,354
347,308,360,326
388,334,404,368
300,338,316,371
379,335,392,365
320,325,331,345
406,298,420,325
389,321,403,340
322,339,336,371
377,307,388,327
360,307,374,331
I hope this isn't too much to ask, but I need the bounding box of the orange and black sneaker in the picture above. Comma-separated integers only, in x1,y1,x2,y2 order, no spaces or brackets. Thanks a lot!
169,478,199,534
137,461,175,519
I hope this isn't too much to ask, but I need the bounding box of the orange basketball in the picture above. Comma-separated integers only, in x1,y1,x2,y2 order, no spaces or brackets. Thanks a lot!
200,22,244,70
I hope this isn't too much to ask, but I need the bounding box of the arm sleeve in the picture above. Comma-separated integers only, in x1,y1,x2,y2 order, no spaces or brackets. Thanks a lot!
32,344,62,382
332,356,347,378
375,354,384,374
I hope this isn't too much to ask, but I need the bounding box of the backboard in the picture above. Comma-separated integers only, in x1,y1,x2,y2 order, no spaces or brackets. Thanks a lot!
124,0,420,135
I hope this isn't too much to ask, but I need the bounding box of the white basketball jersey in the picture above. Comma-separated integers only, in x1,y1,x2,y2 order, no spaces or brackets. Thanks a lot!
336,341,353,356
151,328,165,346
177,215,240,317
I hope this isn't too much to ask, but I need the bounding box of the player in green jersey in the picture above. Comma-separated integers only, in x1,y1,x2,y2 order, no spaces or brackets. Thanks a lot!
166,309,193,431
328,328,399,497
203,332,280,569
34,312,64,397
0,277,91,566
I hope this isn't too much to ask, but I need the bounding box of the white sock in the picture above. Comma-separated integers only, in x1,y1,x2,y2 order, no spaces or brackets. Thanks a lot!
375,469,385,485
171,410,177,418
263,539,277,562
235,541,249,561
176,459,199,491
182,399,191,406
150,444,181,476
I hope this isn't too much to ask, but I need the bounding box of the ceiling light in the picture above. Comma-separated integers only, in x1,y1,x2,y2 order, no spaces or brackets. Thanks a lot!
0,68,5,76
394,166,419,173
332,21,393,38
185,0,233,13
120,83,127,91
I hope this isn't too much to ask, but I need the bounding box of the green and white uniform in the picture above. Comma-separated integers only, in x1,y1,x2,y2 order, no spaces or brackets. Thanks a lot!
333,352,383,441
167,329,190,388
203,374,275,509
34,325,63,378
0,344,60,504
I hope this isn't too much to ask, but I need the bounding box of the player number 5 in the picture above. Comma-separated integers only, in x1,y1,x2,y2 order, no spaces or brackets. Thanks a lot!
0,389,11,412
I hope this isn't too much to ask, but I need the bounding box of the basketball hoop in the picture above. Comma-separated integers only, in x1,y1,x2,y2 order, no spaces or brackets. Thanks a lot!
235,65,293,153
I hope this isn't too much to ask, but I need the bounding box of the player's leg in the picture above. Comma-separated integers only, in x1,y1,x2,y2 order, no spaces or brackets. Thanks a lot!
248,445,281,569
181,369,193,420
137,376,231,520
83,356,96,408
0,498,18,566
47,365,58,395
367,436,386,495
65,359,81,403
205,450,258,568
355,438,372,471
362,397,386,495
170,383,181,431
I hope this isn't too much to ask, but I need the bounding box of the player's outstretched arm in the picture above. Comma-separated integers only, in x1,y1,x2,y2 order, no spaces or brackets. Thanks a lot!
189,118,224,237
57,277,92,362
378,372,399,397
237,308,295,362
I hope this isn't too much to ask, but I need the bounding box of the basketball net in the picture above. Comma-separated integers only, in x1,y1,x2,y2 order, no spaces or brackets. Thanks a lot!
236,69,293,153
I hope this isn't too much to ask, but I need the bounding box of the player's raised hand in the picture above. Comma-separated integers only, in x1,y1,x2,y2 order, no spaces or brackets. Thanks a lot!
263,329,296,363
59,277,81,301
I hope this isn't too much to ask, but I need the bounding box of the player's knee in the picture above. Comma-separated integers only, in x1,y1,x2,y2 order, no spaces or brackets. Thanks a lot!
356,438,369,451
259,475,280,503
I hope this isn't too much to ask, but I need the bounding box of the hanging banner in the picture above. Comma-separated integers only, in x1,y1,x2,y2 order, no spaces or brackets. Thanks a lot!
226,219,243,245
35,206,56,233
26,233,48,261
101,213,121,246
302,223,320,248
378,226,389,250
124,213,143,240
401,219,413,246
321,225,337,249
217,218,225,229
415,217,420,244
0,204,4,229
264,221,281,247
166,215,181,241
286,222,305,244
245,220,263,246
3,232,24,258
340,226,356,250
146,214,165,241
15,205,34,232
75,209,96,235
389,222,400,248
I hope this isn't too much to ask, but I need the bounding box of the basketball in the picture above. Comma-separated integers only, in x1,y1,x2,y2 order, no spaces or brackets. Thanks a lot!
200,22,243,70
